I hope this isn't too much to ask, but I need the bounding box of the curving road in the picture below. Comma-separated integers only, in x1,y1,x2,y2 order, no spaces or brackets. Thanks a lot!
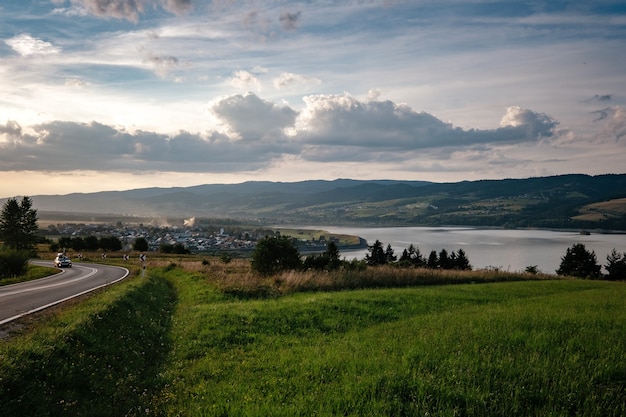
0,261,129,325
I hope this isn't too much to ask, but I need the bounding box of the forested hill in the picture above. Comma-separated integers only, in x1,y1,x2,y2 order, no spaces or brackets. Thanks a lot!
6,174,626,230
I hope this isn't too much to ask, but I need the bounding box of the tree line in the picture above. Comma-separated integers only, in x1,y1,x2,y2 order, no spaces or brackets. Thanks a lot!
364,240,471,270
51,235,123,253
250,235,626,281
251,236,473,276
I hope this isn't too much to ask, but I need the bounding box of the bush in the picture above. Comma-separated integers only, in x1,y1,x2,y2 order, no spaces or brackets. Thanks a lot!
251,236,302,276
0,248,30,278
159,243,190,254
303,241,342,271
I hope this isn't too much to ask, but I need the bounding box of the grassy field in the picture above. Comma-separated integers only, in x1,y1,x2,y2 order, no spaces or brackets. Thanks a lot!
1,259,625,416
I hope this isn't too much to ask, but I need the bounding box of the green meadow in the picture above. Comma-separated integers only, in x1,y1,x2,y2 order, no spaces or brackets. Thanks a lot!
1,264,625,416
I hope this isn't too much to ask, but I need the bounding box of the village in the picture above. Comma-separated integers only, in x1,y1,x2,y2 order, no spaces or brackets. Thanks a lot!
44,220,365,255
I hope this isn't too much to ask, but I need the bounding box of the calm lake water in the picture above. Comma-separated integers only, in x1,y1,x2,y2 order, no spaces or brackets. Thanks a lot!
300,226,626,274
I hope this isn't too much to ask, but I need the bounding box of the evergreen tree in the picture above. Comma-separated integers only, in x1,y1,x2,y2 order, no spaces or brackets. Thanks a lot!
385,243,397,264
0,196,39,253
408,244,425,267
453,248,472,270
426,250,438,269
365,240,387,266
556,243,601,279
605,249,626,281
439,249,452,269
304,241,342,271
325,240,341,271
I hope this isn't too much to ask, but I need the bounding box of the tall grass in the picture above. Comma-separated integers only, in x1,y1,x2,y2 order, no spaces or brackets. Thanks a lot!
135,255,556,297
272,265,554,294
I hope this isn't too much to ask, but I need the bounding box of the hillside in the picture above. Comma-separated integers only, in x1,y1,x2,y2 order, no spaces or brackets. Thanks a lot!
4,174,626,230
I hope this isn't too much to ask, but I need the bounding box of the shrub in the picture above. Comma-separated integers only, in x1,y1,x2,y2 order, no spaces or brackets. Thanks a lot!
251,236,302,276
0,248,30,278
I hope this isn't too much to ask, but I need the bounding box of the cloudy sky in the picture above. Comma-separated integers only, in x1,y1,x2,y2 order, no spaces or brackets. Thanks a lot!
1,0,625,197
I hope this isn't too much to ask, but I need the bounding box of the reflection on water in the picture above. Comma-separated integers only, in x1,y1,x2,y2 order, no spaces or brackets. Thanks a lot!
298,226,626,274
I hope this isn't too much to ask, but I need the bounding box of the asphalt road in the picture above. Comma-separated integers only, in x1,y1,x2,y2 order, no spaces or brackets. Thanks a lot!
0,261,129,325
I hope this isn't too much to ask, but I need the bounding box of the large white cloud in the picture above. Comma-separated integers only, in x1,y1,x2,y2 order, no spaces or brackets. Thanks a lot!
210,93,298,141
0,93,564,173
296,94,559,153
5,34,61,56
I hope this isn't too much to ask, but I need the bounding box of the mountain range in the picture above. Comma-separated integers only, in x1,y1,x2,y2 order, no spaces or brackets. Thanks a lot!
4,174,626,230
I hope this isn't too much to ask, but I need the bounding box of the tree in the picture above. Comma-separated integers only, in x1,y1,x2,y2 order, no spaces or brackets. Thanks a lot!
365,240,387,266
84,235,100,251
57,236,73,252
304,241,342,271
303,253,329,271
251,236,302,276
426,250,438,269
438,249,452,269
159,243,190,254
71,236,85,252
605,249,626,281
408,244,425,267
99,236,122,252
133,237,149,252
556,243,601,279
0,196,39,253
525,265,539,275
453,249,471,270
325,241,342,271
385,244,397,264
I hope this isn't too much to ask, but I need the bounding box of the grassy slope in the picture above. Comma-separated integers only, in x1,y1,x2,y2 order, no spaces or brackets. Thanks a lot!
155,272,626,416
0,273,176,417
1,266,625,416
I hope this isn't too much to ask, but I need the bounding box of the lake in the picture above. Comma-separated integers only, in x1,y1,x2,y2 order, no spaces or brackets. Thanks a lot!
301,226,625,274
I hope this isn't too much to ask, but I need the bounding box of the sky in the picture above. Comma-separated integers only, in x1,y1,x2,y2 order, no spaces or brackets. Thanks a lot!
1,0,625,197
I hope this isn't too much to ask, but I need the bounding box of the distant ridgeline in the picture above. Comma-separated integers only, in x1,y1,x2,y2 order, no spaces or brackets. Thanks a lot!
15,174,626,230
